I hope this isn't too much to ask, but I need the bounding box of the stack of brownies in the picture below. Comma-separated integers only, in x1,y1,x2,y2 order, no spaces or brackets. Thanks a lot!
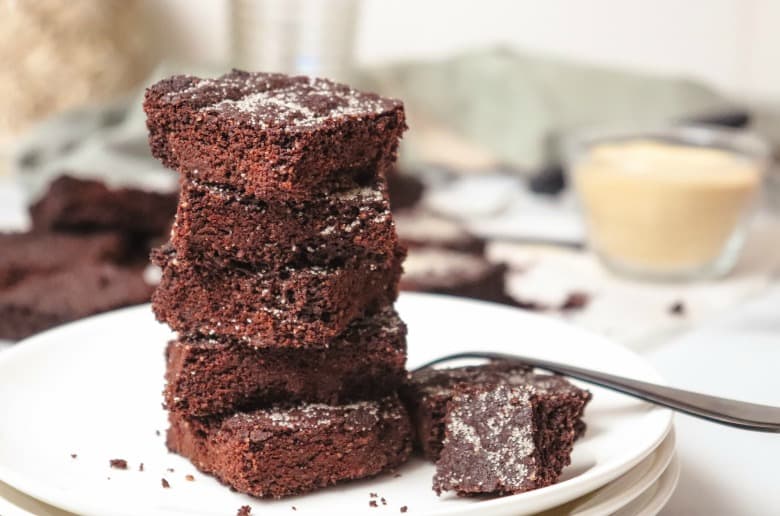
143,70,413,498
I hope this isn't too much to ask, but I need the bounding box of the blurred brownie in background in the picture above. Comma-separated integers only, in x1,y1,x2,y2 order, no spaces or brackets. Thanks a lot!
400,247,515,305
30,175,177,238
394,211,485,254
386,169,425,211
0,263,154,340
0,174,174,341
0,232,126,289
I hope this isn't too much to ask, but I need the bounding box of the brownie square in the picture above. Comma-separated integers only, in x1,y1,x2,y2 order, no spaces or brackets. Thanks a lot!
151,246,403,348
167,396,413,498
400,247,513,305
433,383,582,496
30,175,177,236
0,263,154,340
387,170,425,211
144,70,406,201
394,212,485,254
400,362,590,461
0,232,127,289
165,306,407,416
172,176,399,269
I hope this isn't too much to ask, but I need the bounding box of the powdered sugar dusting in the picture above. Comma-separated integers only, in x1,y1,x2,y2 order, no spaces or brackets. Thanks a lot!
177,71,396,129
436,384,536,492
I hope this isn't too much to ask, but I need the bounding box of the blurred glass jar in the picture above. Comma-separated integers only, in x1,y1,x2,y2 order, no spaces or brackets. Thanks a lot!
565,126,769,280
231,0,359,81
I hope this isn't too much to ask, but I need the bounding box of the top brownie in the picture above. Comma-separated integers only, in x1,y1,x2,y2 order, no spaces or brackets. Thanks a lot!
144,70,406,200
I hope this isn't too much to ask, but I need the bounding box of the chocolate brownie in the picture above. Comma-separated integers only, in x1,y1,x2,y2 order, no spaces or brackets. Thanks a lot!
400,248,514,305
166,396,413,498
151,246,403,348
0,232,126,289
401,362,590,461
144,70,406,201
165,306,407,416
0,263,154,340
433,383,585,496
394,212,485,254
172,177,398,269
30,175,177,236
387,171,425,211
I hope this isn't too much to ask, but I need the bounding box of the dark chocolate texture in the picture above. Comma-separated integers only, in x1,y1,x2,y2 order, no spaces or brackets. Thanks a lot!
144,70,406,201
165,306,407,416
166,396,413,498
151,245,403,348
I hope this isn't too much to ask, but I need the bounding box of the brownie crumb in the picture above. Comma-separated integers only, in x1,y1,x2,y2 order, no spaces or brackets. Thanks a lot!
669,301,686,316
400,507,408,513
161,478,170,488
139,463,144,472
369,500,378,508
109,459,128,470
291,507,297,512
561,291,590,311
70,453,77,459
166,467,175,473
185,474,195,481
236,506,251,516
369,492,378,498
381,497,387,505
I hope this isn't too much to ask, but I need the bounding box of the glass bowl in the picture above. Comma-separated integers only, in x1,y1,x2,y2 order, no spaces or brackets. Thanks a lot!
564,125,769,280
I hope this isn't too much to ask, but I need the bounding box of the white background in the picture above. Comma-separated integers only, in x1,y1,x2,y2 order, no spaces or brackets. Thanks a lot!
150,0,780,103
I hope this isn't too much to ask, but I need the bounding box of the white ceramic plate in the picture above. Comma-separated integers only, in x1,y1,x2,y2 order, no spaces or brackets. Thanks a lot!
0,430,679,516
539,429,676,516
0,293,672,516
614,455,681,516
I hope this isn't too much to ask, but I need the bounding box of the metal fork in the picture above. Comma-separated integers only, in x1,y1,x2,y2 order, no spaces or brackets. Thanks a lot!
414,351,780,432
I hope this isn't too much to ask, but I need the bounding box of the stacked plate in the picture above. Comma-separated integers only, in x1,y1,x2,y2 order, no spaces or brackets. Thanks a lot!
0,293,677,515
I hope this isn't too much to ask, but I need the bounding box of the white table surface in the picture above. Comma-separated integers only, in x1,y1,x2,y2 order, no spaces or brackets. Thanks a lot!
649,286,780,515
1,179,778,515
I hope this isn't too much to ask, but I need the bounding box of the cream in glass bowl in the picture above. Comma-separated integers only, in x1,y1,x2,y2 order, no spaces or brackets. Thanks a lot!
567,126,769,280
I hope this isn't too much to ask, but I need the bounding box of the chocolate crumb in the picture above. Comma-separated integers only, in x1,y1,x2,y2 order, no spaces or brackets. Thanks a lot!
237,506,251,516
161,478,170,488
166,467,175,473
369,492,378,498
400,507,408,513
369,500,378,508
291,507,297,511
669,301,686,316
561,291,590,311
139,463,144,472
70,453,77,459
185,474,195,481
155,430,161,436
381,497,387,505
109,459,128,470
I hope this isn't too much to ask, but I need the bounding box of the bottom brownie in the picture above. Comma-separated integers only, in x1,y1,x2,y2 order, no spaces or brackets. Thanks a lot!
165,306,408,416
167,396,413,498
0,263,154,340
433,383,581,496
400,362,590,462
